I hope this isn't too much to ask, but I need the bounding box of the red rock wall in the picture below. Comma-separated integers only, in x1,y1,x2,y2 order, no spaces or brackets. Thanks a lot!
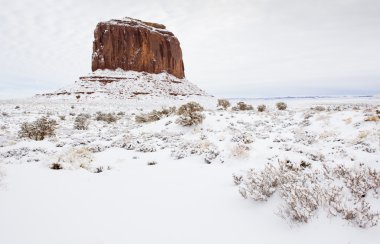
91,18,185,79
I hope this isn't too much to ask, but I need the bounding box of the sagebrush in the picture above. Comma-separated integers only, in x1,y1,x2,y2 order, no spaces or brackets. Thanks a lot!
176,102,204,126
19,117,57,140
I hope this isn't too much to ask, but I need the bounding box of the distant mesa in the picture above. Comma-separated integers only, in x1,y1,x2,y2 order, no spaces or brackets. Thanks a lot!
39,17,207,99
92,17,185,79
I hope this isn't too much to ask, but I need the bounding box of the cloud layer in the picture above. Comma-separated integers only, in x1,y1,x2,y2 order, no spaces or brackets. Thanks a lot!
1,0,379,98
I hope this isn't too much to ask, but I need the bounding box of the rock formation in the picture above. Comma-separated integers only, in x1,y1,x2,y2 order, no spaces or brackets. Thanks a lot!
39,17,208,99
92,18,185,78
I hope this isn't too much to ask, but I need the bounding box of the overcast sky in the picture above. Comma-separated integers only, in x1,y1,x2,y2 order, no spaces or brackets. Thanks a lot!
0,0,379,98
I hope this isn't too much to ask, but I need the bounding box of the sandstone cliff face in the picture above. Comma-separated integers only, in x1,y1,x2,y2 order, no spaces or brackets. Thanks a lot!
92,18,185,79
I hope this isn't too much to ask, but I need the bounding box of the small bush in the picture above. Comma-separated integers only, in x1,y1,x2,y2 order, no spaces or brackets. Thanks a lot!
50,163,63,170
232,102,254,111
257,104,266,112
74,114,91,130
147,161,157,166
95,112,118,123
19,117,57,141
176,102,205,126
94,166,104,173
136,107,176,123
276,102,287,110
217,99,231,110
365,116,380,122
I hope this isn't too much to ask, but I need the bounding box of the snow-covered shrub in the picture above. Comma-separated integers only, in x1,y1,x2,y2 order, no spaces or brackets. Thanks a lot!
176,102,204,126
54,147,93,170
19,117,57,141
135,107,176,123
232,102,254,111
277,170,322,223
231,132,253,144
232,174,243,185
217,99,231,110
312,106,326,111
239,164,279,200
238,161,380,227
276,102,287,110
365,116,380,122
74,113,91,130
331,164,380,200
95,112,118,123
231,144,250,158
257,104,266,112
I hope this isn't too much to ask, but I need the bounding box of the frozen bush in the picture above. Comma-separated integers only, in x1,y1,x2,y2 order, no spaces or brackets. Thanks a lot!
95,112,118,123
276,102,287,110
239,164,279,200
238,160,380,227
313,106,326,111
19,116,57,141
176,102,204,126
217,99,231,110
232,102,254,111
74,113,91,130
231,144,250,158
55,147,93,170
135,107,176,123
257,104,266,112
231,132,253,144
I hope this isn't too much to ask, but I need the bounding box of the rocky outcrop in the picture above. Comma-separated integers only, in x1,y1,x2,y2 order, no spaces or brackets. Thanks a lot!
92,18,185,79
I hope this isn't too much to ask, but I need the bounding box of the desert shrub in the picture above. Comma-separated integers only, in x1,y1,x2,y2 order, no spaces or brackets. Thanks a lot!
50,163,63,170
55,147,93,170
231,144,250,158
313,106,326,111
365,116,380,122
217,99,231,110
239,164,279,200
176,102,204,126
95,112,118,123
135,107,176,123
231,132,253,144
232,102,254,111
276,102,287,110
257,104,266,112
238,161,380,227
147,161,157,166
19,117,57,141
94,166,104,173
74,113,91,130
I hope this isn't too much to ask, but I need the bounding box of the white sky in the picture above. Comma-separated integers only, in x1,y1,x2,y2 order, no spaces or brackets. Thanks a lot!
0,0,379,98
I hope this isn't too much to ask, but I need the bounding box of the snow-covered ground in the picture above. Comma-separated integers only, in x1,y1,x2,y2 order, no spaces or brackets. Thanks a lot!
0,96,379,244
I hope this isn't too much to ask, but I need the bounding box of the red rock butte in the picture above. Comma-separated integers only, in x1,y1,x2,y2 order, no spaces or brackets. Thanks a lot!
91,17,185,79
